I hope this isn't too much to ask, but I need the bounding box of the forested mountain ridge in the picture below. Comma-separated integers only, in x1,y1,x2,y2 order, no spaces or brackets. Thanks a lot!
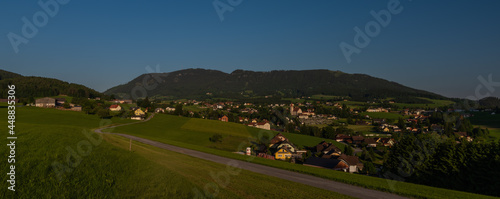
0,69,23,80
105,68,448,101
0,69,103,100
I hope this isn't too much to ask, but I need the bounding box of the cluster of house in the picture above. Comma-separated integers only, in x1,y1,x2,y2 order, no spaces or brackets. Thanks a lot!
290,104,316,119
217,115,272,130
335,134,395,147
304,141,364,173
107,104,147,120
250,133,366,173
366,107,389,113
256,133,307,161
109,99,133,104
34,97,82,111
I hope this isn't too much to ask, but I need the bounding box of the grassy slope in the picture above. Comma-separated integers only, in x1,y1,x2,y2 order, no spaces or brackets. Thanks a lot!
0,107,350,198
108,114,496,199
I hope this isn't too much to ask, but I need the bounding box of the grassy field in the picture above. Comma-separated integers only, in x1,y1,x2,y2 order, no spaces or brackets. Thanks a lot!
391,98,455,109
311,94,345,100
469,112,500,128
486,128,500,140
346,124,374,133
107,114,496,199
0,107,351,198
183,105,206,112
361,112,406,120
282,97,305,103
469,111,500,141
104,114,345,151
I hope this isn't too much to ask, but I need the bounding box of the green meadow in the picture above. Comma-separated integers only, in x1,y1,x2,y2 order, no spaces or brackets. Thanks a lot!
360,112,406,120
108,113,495,199
0,107,351,198
391,98,455,109
469,111,500,128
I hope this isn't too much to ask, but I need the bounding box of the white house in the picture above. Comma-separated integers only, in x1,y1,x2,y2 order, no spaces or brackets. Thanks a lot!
109,104,122,111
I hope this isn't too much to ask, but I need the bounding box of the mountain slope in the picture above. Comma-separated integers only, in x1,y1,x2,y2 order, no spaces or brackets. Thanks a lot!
0,69,103,100
105,68,447,101
0,69,23,80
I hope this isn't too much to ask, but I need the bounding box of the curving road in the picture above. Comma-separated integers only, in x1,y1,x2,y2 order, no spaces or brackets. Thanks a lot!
95,114,407,199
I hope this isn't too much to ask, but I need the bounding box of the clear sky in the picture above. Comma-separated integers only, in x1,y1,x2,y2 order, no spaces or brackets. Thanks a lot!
1,0,499,98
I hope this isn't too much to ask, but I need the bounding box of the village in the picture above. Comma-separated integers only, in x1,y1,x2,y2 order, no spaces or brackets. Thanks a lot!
29,95,488,175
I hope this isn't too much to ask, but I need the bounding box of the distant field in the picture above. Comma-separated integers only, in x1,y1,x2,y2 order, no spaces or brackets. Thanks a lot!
311,94,345,100
487,128,500,140
182,105,206,112
392,98,455,109
337,101,366,109
469,112,500,128
347,125,374,133
0,107,349,198
361,112,405,120
108,114,495,199
282,97,305,103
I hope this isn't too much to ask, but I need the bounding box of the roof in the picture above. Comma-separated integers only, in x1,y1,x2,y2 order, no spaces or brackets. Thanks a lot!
324,144,341,153
364,138,377,145
110,104,120,108
270,133,288,145
315,141,328,152
338,154,360,166
352,135,364,141
336,134,351,139
36,97,55,103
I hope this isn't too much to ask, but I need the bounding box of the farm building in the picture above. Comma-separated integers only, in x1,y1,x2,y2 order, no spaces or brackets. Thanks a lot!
36,97,56,107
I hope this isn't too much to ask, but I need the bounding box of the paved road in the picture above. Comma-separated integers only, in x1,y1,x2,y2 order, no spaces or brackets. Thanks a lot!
95,115,407,199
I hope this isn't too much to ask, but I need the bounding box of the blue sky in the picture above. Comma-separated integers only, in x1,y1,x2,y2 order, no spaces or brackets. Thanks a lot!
1,0,499,98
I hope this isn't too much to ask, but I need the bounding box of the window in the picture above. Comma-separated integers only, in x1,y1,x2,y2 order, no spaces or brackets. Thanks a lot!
278,155,282,158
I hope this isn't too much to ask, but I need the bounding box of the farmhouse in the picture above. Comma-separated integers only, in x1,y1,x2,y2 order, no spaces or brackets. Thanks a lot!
314,141,342,156
269,133,288,148
219,115,229,122
364,138,377,147
109,104,122,111
246,121,271,130
255,122,270,130
338,154,363,173
130,108,146,120
36,97,56,107
352,135,365,144
376,138,395,147
275,148,292,160
335,134,352,143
